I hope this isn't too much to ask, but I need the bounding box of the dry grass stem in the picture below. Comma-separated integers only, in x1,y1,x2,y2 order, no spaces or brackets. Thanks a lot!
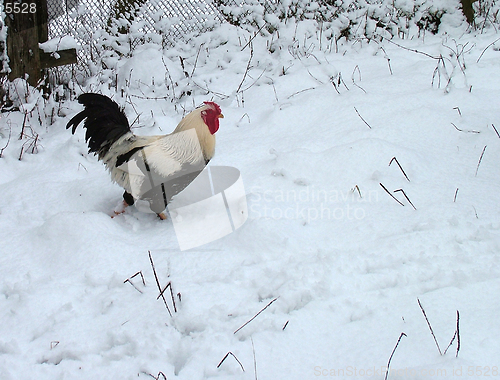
379,183,404,206
217,352,245,372
384,332,407,380
149,251,173,317
475,145,487,176
389,157,410,181
394,189,416,210
417,298,442,355
234,297,279,334
354,106,372,129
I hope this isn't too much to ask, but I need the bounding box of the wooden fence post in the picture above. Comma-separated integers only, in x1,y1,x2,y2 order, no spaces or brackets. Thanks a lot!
3,0,46,86
3,0,76,87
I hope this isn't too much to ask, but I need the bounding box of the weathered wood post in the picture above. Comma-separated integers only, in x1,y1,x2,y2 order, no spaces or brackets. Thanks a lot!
4,0,45,85
3,0,76,87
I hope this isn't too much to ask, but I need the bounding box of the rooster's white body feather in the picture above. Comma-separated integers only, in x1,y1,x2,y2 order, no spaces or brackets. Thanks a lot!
66,94,220,216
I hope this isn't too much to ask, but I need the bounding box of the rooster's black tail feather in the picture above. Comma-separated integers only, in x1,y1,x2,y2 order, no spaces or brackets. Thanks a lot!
66,93,130,157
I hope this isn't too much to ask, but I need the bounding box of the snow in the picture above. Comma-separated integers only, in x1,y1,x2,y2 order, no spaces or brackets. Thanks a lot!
1,16,500,380
39,36,78,53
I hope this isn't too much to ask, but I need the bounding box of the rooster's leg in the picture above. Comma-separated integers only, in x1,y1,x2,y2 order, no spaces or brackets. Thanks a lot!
112,191,134,217
112,200,129,217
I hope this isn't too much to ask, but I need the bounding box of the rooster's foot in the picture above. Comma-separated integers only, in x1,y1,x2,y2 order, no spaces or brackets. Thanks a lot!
111,200,129,218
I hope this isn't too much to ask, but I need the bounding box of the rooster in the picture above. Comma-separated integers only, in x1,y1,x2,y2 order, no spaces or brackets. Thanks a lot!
66,93,223,219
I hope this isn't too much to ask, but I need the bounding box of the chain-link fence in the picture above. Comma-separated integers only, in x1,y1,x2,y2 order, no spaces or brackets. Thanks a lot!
46,0,226,72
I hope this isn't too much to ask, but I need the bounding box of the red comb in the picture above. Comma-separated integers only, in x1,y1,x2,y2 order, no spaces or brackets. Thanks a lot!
203,101,222,114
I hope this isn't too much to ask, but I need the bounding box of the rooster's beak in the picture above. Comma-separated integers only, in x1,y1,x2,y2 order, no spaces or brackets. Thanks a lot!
218,114,224,118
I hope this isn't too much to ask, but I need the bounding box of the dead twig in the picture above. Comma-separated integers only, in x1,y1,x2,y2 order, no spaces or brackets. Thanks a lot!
456,310,460,358
354,106,372,129
0,124,12,158
191,43,205,78
131,271,146,285
475,145,487,177
394,189,416,210
270,80,279,103
124,279,143,293
379,183,404,206
385,38,440,59
217,352,245,372
442,310,460,357
351,65,367,93
477,37,500,63
236,43,254,94
251,337,258,380
78,163,88,172
384,332,407,380
443,331,457,355
287,87,316,99
491,124,500,139
351,185,362,198
238,113,251,125
162,56,176,100
451,122,480,134
378,46,393,75
241,23,267,51
389,157,410,181
454,188,459,202
241,68,267,93
453,106,462,117
124,271,146,293
19,113,28,140
157,282,177,313
417,298,442,355
149,251,172,317
148,372,167,380
234,297,279,334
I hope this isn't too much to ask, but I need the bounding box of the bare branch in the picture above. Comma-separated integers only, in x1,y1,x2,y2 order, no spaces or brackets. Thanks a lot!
379,183,404,206
389,157,410,181
384,38,440,60
354,106,372,129
456,310,460,358
241,23,268,52
443,330,457,355
351,65,367,93
351,185,362,198
394,189,416,210
491,124,500,139
451,122,480,134
217,352,245,372
477,37,500,63
234,297,279,334
384,332,407,380
0,124,12,158
475,145,487,177
236,43,254,94
149,251,172,317
251,337,258,380
417,298,442,355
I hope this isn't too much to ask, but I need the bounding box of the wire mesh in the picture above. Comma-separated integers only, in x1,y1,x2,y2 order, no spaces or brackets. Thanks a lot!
46,0,226,74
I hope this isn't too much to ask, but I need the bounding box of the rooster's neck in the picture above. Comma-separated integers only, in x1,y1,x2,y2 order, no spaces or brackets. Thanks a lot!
173,107,216,161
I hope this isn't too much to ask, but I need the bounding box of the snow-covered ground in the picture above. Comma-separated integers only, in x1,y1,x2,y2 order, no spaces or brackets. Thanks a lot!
1,17,500,380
